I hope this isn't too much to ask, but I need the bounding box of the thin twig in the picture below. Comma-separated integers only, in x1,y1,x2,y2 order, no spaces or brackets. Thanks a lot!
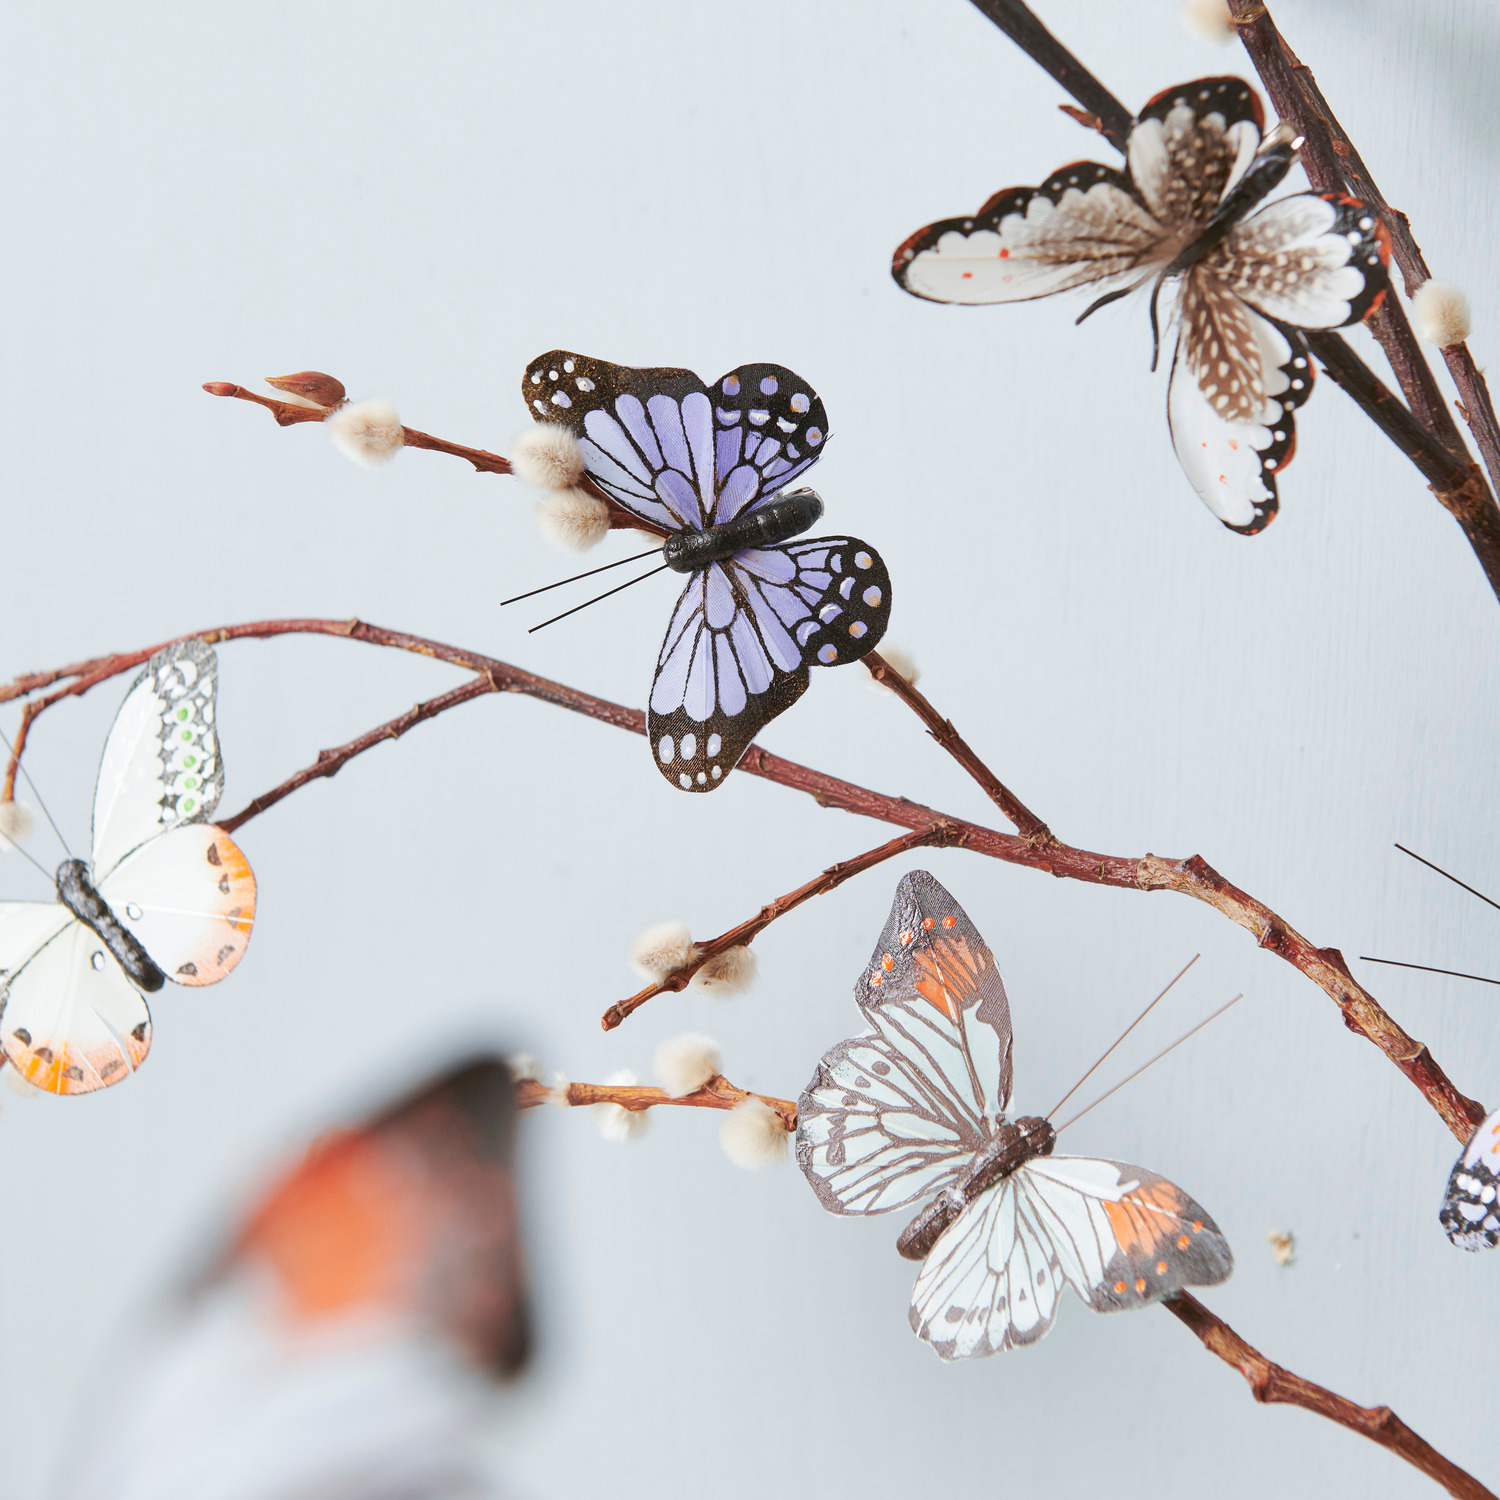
961,0,1500,606
515,1071,797,1130
1164,1293,1496,1500
0,617,1483,1142
863,650,1055,846
600,824,967,1031
201,380,659,534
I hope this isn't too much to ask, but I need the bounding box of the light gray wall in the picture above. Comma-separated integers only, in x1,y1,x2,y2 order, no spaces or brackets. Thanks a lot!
1,2,1496,1496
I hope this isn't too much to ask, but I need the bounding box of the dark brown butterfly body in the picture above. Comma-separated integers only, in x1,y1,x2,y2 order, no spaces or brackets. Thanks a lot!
896,1115,1056,1262
661,487,824,573
54,858,165,992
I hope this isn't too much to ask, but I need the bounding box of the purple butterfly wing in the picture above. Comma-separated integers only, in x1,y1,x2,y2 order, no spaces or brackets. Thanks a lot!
648,537,891,791
708,364,829,523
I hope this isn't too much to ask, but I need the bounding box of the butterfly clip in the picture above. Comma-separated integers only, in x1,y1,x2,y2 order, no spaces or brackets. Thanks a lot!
0,639,256,1094
797,871,1233,1359
522,352,892,792
893,76,1391,534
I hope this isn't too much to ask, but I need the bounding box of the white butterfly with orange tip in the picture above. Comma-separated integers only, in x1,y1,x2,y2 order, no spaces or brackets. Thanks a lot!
797,871,1233,1360
0,640,255,1094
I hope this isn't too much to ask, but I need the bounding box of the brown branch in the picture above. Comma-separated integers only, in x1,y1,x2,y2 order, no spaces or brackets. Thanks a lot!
600,823,967,1031
1165,1293,1496,1499
515,1072,797,1131
865,650,1055,845
962,0,1500,607
2,616,1480,1141
1229,1,1500,496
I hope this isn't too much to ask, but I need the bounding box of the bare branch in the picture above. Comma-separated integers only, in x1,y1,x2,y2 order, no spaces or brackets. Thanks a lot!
516,1071,797,1130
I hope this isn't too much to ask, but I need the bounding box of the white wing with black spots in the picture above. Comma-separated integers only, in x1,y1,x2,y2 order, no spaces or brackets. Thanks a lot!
1441,1107,1500,1251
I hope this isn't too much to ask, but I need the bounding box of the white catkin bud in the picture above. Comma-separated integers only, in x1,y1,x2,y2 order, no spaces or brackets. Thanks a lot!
688,945,758,996
507,1053,541,1083
544,1070,571,1108
595,1068,650,1142
719,1097,789,1169
536,489,611,552
1412,281,1473,348
0,801,35,849
654,1033,721,1097
628,921,699,981
511,424,586,490
1179,0,1235,41
326,399,405,467
1266,1230,1296,1267
864,644,920,696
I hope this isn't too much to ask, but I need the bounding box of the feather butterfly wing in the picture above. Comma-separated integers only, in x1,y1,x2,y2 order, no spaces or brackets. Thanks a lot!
650,536,891,790
892,76,1389,533
910,1155,1233,1360
798,871,1012,1216
1441,1106,1500,1250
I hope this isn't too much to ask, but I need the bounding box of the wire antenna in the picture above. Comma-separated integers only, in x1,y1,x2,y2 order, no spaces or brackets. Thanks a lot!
528,563,671,633
1394,843,1500,914
1359,956,1500,987
1053,993,1242,1136
1044,953,1200,1122
499,546,665,608
0,723,71,866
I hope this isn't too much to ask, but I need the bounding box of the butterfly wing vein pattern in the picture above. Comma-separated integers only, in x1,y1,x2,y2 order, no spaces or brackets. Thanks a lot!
798,871,1232,1359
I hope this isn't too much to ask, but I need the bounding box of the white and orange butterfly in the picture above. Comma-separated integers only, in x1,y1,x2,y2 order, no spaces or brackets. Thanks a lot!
797,871,1233,1360
0,639,255,1094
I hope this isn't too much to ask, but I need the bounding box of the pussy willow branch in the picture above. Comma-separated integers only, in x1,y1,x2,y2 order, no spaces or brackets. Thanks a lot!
524,1067,1492,1498
1163,1293,1494,1500
201,382,662,536
515,1071,797,1130
0,618,1483,1141
601,823,966,1030
1229,0,1500,493
964,0,1500,605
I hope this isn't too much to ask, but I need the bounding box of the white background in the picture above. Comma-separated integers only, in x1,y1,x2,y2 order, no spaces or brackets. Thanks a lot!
1,2,1497,1496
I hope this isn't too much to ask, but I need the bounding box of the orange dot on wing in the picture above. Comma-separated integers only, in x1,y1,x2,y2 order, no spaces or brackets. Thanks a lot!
922,918,935,930
1135,1278,1147,1294
1156,1261,1167,1274
961,271,973,279
942,916,956,929
899,930,913,946
1177,1236,1190,1249
998,248,1010,258
881,954,894,971
1191,1221,1203,1232
870,974,883,987
1114,1281,1127,1294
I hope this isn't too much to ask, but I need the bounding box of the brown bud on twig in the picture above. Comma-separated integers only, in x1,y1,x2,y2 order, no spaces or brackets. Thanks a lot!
201,382,237,398
266,370,347,408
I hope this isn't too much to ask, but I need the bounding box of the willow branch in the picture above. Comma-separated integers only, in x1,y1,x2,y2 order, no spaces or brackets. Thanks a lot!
962,0,1500,605
600,823,967,1031
863,650,1055,845
1229,0,1500,493
1165,1293,1495,1499
1,616,1481,1140
516,1071,797,1131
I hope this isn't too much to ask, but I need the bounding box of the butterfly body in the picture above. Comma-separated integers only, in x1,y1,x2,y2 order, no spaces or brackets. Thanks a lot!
0,639,256,1094
661,487,824,572
893,76,1390,534
522,352,891,791
54,858,165,993
799,871,1232,1359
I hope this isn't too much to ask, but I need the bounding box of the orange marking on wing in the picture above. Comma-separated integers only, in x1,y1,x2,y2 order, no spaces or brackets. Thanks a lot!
1177,1235,1191,1249
172,828,258,987
870,974,883,987
899,930,913,946
237,1130,425,1322
15,1027,149,1095
1103,1181,1190,1258
1191,1220,1203,1232
912,933,993,1022
1135,1278,1147,1293
1156,1260,1168,1274
961,271,973,279
1113,1280,1127,1294
922,918,935,930
941,916,956,929
881,953,894,971
998,248,1010,259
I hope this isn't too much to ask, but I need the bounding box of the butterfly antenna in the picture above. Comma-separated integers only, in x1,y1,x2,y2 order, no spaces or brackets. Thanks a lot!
0,723,71,863
1044,954,1199,1122
1393,843,1500,914
528,563,671,633
499,546,665,608
1359,957,1500,987
1075,282,1138,326
1053,993,1242,1136
1147,271,1170,373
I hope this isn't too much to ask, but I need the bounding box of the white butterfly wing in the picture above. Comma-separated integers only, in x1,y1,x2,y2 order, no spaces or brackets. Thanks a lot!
909,1154,1233,1360
0,922,152,1093
0,899,72,981
99,823,256,988
1441,1107,1500,1250
93,640,224,880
